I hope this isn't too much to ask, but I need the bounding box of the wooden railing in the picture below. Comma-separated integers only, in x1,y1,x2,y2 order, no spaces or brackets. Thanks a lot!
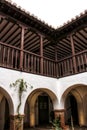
75,51,87,72
0,42,20,70
23,50,41,74
57,56,74,77
0,42,87,78
57,50,87,77
43,57,56,77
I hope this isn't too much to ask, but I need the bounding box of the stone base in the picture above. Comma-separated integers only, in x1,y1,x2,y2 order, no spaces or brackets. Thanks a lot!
10,115,24,130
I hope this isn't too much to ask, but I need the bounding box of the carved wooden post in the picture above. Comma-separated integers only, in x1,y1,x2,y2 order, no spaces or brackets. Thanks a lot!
70,34,77,73
20,26,25,70
40,34,43,74
55,43,58,77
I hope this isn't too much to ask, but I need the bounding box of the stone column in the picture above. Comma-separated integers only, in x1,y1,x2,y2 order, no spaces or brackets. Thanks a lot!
10,115,24,130
54,109,69,130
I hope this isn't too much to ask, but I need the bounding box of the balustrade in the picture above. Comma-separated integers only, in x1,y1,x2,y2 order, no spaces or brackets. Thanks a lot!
0,42,87,78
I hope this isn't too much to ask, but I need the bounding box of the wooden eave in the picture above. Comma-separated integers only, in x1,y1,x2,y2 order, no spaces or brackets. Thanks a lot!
0,0,55,38
55,10,87,40
0,0,87,60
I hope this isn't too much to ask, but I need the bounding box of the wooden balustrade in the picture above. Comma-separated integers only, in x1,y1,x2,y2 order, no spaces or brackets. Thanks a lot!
75,51,87,73
23,50,41,74
57,57,74,77
43,57,56,77
0,42,87,78
57,50,87,77
0,42,20,70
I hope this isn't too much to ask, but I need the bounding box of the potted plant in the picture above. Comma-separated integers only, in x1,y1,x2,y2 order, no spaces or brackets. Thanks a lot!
51,115,62,130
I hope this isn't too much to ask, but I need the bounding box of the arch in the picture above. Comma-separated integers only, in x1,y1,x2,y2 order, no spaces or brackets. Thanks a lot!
24,88,59,113
28,88,58,108
60,84,87,106
60,84,87,126
0,86,14,114
24,88,58,127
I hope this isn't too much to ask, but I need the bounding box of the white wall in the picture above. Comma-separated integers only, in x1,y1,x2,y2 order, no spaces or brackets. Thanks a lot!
0,67,87,115
58,72,87,108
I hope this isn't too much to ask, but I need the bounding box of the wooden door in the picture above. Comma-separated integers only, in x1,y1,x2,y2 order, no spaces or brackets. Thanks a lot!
38,96,49,125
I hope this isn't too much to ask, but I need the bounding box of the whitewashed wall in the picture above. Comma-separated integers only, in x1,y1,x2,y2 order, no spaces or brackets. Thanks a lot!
0,67,87,115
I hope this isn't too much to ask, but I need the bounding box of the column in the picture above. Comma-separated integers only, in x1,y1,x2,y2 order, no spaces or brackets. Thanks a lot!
40,35,43,74
20,26,25,70
54,109,69,130
55,43,58,77
10,115,24,130
70,34,77,73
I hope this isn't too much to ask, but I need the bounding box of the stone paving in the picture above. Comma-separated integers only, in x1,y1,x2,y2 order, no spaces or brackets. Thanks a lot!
24,126,87,130
5,126,87,130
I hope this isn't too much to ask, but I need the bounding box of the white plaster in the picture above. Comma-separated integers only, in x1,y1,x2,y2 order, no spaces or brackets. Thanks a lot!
0,67,87,114
59,72,87,97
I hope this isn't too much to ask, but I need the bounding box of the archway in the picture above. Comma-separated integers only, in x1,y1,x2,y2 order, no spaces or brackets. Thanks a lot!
65,92,79,126
24,88,58,128
61,84,87,127
37,92,54,125
0,87,14,130
0,97,10,129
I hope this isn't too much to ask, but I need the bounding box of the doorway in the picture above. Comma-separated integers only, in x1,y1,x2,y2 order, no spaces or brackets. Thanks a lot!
65,93,79,126
0,97,10,130
24,88,58,128
4,99,10,129
38,95,49,125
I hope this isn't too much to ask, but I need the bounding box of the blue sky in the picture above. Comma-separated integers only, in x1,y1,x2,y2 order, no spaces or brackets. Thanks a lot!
11,0,87,28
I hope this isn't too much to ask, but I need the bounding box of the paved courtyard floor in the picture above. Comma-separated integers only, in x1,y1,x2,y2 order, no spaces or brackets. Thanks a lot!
5,126,87,130
24,126,87,130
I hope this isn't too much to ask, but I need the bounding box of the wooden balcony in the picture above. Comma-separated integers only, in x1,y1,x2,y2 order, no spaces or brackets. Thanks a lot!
0,1,87,78
0,42,87,78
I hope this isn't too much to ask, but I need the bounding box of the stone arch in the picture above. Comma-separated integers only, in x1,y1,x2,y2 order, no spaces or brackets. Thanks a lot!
60,84,86,107
0,86,14,114
0,86,14,130
60,84,87,126
24,88,58,127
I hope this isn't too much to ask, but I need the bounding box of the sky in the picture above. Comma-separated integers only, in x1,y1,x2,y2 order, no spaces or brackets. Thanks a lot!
11,0,87,28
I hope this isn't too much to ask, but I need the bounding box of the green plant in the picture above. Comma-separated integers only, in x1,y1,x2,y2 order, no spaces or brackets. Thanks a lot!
10,79,33,130
51,116,62,130
10,79,29,114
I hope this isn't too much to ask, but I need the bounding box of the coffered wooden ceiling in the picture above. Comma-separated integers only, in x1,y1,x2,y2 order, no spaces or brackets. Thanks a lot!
0,0,87,60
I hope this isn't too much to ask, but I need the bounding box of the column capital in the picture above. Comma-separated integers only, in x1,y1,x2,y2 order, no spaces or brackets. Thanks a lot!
18,24,27,29
0,14,6,19
38,33,44,38
10,114,25,119
54,109,65,112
